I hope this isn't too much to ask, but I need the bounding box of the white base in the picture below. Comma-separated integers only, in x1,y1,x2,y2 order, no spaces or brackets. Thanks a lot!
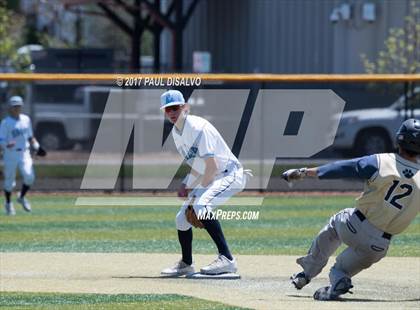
186,272,241,280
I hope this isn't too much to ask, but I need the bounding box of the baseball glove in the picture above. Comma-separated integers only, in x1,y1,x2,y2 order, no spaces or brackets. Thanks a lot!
36,146,47,157
185,205,204,229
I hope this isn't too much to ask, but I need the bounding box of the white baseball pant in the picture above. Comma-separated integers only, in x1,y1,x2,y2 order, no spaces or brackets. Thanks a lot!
3,150,35,192
175,167,248,231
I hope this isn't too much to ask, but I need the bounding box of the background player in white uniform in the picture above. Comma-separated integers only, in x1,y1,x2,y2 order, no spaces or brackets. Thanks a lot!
0,96,42,215
160,90,249,277
283,118,420,301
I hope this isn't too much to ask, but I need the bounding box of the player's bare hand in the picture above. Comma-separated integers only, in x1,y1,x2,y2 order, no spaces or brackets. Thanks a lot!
6,141,15,148
177,183,190,198
282,168,307,182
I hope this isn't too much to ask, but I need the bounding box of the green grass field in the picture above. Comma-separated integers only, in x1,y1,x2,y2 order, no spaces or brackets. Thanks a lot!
0,292,247,309
1,195,419,256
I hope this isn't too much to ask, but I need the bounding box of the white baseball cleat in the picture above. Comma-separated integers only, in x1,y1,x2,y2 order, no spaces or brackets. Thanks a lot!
161,260,195,277
200,255,237,275
17,196,31,212
5,202,16,216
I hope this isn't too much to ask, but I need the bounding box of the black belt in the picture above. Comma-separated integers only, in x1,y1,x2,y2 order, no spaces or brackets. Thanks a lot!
355,210,392,240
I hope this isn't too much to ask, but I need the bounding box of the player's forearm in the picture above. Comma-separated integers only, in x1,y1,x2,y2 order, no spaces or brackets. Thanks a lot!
201,157,218,187
29,137,40,150
190,176,203,189
183,174,202,188
190,168,200,178
201,173,216,187
283,156,379,183
306,168,318,177
182,168,203,189
189,168,203,188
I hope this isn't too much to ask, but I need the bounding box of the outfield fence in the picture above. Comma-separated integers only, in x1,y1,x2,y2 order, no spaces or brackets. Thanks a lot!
0,74,418,192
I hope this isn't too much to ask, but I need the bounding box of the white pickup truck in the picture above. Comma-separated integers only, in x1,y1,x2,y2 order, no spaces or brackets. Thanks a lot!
28,85,162,150
27,84,110,150
334,90,420,155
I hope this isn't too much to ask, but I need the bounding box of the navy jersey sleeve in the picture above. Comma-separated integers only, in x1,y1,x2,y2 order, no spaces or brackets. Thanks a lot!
317,155,379,180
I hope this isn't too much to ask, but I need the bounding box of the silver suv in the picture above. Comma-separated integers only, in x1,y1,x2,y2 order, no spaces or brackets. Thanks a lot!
334,90,420,155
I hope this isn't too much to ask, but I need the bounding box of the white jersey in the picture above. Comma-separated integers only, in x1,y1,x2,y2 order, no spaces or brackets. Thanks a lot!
172,115,240,175
0,114,33,151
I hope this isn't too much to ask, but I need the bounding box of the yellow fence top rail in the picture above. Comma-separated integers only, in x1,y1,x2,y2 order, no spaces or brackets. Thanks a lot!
0,73,419,82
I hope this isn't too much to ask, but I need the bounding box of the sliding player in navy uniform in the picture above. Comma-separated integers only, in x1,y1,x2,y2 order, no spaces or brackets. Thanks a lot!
283,119,420,300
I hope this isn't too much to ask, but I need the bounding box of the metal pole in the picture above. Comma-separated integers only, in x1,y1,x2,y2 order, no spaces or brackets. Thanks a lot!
410,81,415,118
120,83,126,192
174,0,183,71
404,81,409,120
259,82,264,193
28,81,34,129
153,0,161,73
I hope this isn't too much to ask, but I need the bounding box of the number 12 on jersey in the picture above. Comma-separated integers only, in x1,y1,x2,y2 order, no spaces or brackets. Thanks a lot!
384,180,413,210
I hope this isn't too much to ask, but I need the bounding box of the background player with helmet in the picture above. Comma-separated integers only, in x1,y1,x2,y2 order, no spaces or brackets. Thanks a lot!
0,96,46,215
160,90,250,277
283,118,420,301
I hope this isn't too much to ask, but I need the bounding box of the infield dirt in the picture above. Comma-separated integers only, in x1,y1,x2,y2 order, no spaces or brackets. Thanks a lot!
0,253,419,309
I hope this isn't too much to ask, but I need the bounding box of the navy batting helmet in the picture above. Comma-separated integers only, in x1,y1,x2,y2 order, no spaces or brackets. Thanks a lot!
396,118,420,154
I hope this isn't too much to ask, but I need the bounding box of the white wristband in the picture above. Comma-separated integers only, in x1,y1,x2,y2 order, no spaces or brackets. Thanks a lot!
182,173,198,188
32,141,40,151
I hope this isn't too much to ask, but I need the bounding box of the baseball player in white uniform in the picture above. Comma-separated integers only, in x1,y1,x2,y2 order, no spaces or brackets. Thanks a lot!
283,118,420,300
160,90,250,277
0,96,42,215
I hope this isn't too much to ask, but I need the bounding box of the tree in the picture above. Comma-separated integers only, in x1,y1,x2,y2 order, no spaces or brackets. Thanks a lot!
361,1,420,74
0,0,30,72
66,0,200,72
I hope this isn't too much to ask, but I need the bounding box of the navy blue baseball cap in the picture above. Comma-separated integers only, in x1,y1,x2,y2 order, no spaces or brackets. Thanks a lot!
160,90,185,110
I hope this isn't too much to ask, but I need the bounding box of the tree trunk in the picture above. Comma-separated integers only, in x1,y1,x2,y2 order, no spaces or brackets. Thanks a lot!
131,0,142,72
174,0,183,71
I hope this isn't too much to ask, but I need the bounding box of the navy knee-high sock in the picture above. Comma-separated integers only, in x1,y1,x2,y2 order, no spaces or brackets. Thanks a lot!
201,219,233,260
20,184,30,198
4,191,11,203
178,228,193,265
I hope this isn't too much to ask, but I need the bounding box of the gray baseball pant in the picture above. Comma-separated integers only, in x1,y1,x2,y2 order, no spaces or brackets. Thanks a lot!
297,208,391,287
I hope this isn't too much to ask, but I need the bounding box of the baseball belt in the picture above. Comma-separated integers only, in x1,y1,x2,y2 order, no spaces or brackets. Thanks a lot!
355,209,392,240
